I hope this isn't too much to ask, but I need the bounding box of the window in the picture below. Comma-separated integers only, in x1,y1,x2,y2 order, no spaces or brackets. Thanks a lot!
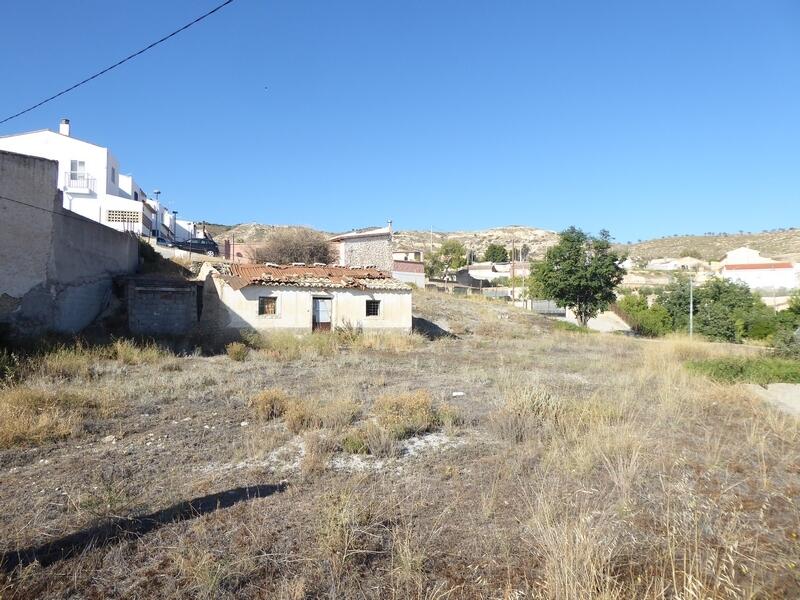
69,160,85,180
366,300,380,317
258,296,277,316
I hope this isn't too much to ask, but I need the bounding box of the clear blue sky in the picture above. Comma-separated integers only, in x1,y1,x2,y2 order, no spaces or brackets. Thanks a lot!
1,1,798,242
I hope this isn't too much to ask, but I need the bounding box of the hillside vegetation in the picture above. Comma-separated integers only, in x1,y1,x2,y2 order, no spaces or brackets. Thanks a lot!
205,222,800,263
618,228,800,262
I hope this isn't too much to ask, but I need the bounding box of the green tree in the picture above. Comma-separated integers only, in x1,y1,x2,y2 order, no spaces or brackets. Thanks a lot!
532,227,625,326
425,240,467,278
483,243,509,263
616,295,671,337
657,275,694,331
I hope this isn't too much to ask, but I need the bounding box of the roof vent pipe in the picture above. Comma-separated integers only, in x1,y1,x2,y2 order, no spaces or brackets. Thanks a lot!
59,119,71,136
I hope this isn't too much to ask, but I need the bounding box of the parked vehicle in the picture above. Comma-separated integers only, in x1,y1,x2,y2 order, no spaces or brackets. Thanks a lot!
155,236,173,247
173,237,219,257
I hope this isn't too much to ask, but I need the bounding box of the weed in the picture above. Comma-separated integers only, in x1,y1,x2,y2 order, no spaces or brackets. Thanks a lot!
225,342,249,362
687,356,800,384
251,388,290,421
373,390,438,440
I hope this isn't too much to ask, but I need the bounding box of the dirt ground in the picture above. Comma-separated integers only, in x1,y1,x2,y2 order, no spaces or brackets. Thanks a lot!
1,291,799,599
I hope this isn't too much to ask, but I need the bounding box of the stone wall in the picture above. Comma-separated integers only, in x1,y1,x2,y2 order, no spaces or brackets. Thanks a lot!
0,150,138,335
340,235,393,271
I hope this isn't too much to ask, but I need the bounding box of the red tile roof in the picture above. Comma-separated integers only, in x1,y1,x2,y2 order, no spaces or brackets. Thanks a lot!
222,264,408,291
723,262,793,271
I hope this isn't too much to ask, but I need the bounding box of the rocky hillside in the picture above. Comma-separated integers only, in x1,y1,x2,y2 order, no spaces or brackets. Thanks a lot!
204,221,800,263
617,228,800,262
393,226,558,259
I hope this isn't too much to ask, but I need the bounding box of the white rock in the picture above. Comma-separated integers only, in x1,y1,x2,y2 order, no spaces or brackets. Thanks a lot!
452,391,466,397
101,435,117,444
240,421,249,427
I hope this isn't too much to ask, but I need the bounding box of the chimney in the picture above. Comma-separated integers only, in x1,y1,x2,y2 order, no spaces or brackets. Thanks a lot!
59,119,71,136
387,219,393,233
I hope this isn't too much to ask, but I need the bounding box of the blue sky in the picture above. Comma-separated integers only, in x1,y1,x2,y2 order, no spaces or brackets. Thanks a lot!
1,1,798,242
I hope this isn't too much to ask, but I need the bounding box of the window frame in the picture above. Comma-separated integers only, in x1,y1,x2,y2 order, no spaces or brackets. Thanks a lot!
365,299,381,317
258,295,278,317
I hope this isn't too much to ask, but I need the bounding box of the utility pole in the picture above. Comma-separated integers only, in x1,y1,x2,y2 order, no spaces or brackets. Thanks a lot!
689,275,694,339
510,235,516,303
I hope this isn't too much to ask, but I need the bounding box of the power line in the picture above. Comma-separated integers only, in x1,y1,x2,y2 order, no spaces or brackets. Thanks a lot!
0,192,141,233
0,0,235,126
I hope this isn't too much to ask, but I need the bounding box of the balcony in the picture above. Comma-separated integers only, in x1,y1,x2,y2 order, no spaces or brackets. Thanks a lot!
63,172,96,194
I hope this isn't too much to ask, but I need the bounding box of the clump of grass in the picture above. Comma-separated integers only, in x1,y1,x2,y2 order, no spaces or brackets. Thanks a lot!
301,431,337,477
284,395,361,434
551,320,592,334
687,356,800,384
351,332,425,353
0,348,21,384
302,333,338,357
489,375,562,443
340,422,400,458
249,331,302,361
251,388,290,421
225,342,249,362
38,343,99,379
0,386,111,448
317,483,388,579
373,390,438,440
110,339,170,365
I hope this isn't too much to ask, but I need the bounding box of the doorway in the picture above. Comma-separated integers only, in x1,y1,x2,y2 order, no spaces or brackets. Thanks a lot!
312,297,332,332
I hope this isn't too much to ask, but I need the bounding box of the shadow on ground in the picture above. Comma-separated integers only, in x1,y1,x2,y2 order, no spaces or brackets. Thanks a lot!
412,316,456,340
0,483,287,574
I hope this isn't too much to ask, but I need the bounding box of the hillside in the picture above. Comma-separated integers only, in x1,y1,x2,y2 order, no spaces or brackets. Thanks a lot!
618,228,800,262
205,221,800,263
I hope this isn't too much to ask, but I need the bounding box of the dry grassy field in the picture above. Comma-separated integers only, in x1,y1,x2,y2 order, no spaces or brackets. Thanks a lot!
1,291,799,599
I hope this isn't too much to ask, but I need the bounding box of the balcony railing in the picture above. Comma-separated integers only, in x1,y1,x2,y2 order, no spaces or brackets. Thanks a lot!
63,172,96,193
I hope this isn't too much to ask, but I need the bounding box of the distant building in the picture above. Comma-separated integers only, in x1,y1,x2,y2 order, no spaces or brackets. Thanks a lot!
717,246,797,292
645,257,708,271
199,263,412,333
329,224,394,271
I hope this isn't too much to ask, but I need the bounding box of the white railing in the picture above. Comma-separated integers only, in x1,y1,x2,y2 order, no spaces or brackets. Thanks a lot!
63,172,96,193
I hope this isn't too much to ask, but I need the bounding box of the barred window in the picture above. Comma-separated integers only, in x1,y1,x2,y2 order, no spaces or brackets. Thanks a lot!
106,210,140,223
258,296,277,316
366,300,380,317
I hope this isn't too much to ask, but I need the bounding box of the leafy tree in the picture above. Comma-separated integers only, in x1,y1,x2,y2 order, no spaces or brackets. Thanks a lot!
520,244,531,261
532,227,625,326
483,243,509,263
657,275,694,331
425,240,467,278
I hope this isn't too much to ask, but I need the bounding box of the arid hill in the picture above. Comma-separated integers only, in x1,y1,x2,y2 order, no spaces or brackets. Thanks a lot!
205,222,800,263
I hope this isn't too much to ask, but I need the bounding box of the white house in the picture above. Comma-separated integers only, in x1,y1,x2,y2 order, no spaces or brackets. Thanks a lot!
0,119,197,240
201,263,412,333
718,246,798,292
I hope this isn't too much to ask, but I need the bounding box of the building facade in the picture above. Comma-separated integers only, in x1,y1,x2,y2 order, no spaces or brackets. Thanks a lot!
200,263,412,334
329,224,394,271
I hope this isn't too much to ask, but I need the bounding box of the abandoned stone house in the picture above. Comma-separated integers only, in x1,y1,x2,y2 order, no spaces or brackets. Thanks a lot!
199,263,412,333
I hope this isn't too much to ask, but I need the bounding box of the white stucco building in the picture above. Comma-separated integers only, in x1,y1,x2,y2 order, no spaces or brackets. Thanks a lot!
200,263,412,333
0,119,197,240
719,247,798,292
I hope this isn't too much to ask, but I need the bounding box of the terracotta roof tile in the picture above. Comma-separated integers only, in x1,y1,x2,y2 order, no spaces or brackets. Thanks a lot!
723,262,793,270
225,264,409,290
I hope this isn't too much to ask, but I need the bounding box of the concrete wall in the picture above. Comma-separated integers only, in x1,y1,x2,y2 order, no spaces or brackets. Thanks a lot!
209,280,412,333
0,150,138,334
128,281,199,335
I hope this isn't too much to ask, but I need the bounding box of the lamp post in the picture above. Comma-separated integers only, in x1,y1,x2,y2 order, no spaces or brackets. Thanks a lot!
689,275,694,339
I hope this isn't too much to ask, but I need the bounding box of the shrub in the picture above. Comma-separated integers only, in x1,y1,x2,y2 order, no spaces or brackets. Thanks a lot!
616,295,671,337
248,331,301,361
283,396,360,434
111,339,169,365
373,390,438,440
38,343,99,379
686,357,800,385
251,388,290,420
225,342,249,361
0,349,19,384
341,428,369,454
490,377,562,443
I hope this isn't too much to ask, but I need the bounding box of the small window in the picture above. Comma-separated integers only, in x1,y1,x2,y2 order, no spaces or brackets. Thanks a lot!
258,296,277,316
366,300,380,317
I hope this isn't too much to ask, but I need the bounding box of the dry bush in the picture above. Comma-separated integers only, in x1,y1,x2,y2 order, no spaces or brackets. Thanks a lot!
341,421,400,458
301,430,338,477
489,374,563,443
317,481,389,581
251,227,332,265
284,395,361,434
390,522,427,595
251,388,290,421
436,402,464,431
248,331,302,361
38,343,99,379
301,333,338,357
111,339,170,365
0,386,112,448
373,390,438,439
240,426,292,461
225,342,249,361
351,332,425,353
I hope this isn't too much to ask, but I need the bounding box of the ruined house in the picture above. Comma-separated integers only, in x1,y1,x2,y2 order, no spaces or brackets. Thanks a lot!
199,263,412,334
